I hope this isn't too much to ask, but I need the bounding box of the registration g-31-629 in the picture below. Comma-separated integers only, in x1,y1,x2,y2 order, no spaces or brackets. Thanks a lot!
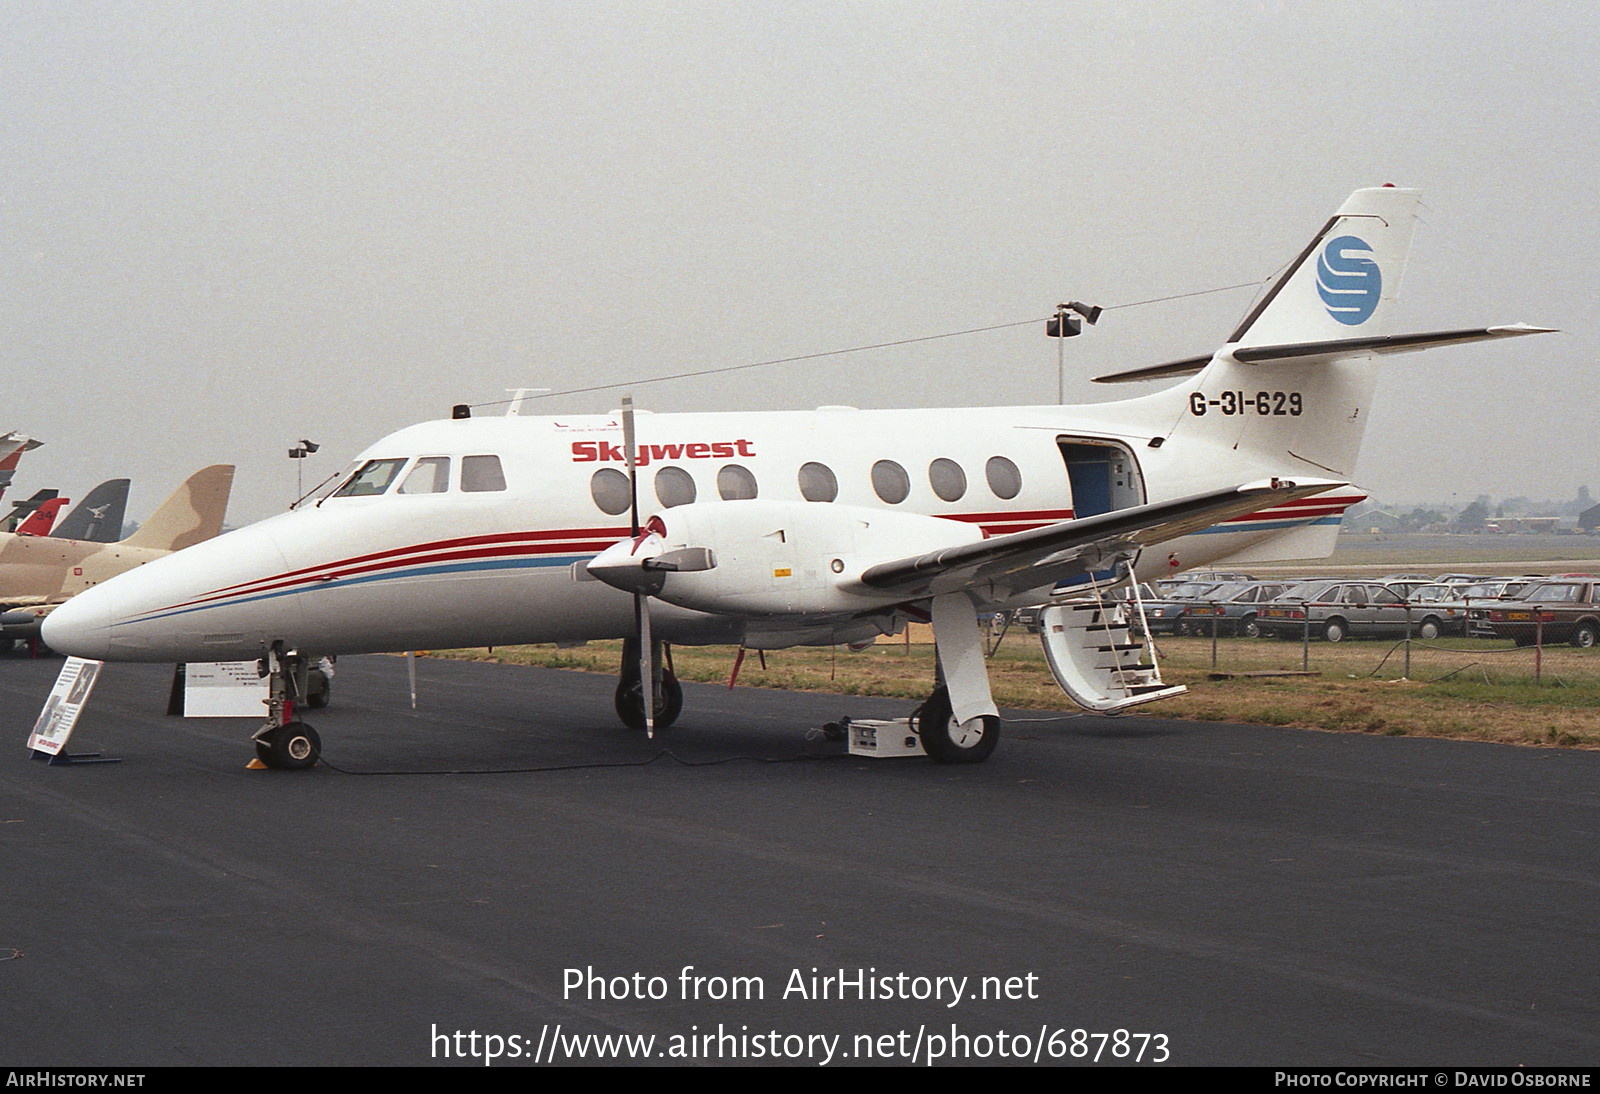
1188,390,1303,417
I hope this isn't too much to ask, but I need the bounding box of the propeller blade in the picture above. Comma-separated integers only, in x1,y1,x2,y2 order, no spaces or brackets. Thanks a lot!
638,591,655,738
622,396,656,738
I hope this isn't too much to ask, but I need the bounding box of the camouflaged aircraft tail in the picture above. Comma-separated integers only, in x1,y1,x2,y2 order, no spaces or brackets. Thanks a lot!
122,465,235,552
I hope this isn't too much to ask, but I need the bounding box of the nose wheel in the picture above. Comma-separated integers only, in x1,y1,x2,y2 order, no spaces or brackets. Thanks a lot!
254,720,322,770
614,638,684,731
251,644,324,770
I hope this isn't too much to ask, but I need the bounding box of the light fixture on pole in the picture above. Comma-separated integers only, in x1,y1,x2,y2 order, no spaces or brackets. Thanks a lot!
1045,301,1103,404
288,439,320,505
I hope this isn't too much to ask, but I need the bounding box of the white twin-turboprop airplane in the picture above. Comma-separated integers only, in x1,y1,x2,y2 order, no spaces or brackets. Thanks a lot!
43,187,1551,768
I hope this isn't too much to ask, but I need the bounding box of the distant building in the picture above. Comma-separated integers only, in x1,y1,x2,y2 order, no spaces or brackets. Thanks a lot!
1483,516,1562,534
1581,503,1600,533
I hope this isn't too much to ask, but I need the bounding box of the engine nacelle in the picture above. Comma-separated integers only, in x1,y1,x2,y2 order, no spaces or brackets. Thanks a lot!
587,500,985,617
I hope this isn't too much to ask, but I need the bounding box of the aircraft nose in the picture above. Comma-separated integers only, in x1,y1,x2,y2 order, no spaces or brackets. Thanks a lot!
41,592,114,660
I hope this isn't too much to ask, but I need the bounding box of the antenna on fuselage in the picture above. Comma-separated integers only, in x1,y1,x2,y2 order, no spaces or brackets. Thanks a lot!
505,388,550,416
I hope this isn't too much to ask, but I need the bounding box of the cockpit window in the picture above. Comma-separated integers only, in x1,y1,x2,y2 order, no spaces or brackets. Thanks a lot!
398,457,450,495
461,455,507,492
333,458,407,497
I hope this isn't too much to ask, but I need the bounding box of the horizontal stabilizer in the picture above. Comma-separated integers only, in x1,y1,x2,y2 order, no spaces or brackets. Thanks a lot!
1091,354,1213,385
1093,324,1557,384
1232,323,1558,364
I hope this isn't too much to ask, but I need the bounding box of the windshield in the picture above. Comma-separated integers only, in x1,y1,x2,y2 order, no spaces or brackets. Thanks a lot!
332,458,408,498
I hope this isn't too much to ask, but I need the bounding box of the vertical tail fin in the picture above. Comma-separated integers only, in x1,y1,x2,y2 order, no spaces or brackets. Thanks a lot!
1229,186,1420,348
14,497,69,536
0,433,43,505
122,465,234,551
53,479,131,542
1164,187,1425,480
3,489,59,532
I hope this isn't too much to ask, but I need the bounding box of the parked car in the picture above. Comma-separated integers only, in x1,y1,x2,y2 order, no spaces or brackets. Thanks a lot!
1175,581,1297,638
1470,579,1600,648
1134,581,1224,635
1256,581,1450,642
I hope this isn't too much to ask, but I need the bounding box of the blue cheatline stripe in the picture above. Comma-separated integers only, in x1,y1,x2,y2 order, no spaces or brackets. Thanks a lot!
1192,516,1343,535
115,555,589,629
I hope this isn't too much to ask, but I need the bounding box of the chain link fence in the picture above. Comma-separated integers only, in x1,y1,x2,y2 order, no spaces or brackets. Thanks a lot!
1138,598,1600,686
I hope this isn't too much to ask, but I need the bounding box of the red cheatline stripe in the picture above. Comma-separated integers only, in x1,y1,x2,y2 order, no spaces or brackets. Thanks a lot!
201,527,628,599
1227,498,1363,523
150,532,626,614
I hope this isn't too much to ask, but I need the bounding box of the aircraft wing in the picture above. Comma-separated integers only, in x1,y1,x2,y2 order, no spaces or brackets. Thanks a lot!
853,478,1344,600
0,602,57,642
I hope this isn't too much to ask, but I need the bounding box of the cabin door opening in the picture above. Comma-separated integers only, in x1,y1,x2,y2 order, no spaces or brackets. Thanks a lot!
1058,440,1144,519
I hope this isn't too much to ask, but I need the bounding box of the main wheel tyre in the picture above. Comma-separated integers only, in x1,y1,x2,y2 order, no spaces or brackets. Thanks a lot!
914,687,1000,765
1572,623,1599,649
614,667,684,731
1323,619,1347,643
1240,615,1261,639
304,668,332,709
1415,618,1442,641
255,721,321,771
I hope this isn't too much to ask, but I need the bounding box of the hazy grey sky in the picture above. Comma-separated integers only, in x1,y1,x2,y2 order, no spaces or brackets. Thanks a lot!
5,1,1596,523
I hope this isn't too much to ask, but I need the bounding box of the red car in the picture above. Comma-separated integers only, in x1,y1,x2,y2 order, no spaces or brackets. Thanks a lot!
1472,579,1600,648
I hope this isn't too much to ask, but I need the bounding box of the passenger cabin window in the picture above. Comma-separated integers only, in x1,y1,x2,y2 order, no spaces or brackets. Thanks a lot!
333,458,407,497
654,466,696,508
717,464,758,500
590,468,631,516
871,460,910,505
928,458,966,502
461,454,506,492
985,456,1022,500
398,457,450,495
798,462,838,503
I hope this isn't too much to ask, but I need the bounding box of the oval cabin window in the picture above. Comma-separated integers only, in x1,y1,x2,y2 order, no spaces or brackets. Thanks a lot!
871,460,910,505
928,458,967,502
717,464,758,500
654,466,697,508
590,468,631,516
985,455,1022,500
798,462,838,503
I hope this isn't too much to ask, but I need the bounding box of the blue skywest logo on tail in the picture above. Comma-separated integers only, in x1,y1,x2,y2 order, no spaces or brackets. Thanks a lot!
1316,235,1381,325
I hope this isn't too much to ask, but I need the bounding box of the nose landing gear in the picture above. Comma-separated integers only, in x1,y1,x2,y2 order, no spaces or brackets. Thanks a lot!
251,643,323,770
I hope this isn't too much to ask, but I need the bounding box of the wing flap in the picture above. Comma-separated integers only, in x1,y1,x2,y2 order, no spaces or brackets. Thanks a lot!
853,478,1344,599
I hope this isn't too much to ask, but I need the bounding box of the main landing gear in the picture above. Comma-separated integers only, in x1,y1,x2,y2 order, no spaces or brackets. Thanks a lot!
913,593,1002,764
251,644,323,770
614,637,684,731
